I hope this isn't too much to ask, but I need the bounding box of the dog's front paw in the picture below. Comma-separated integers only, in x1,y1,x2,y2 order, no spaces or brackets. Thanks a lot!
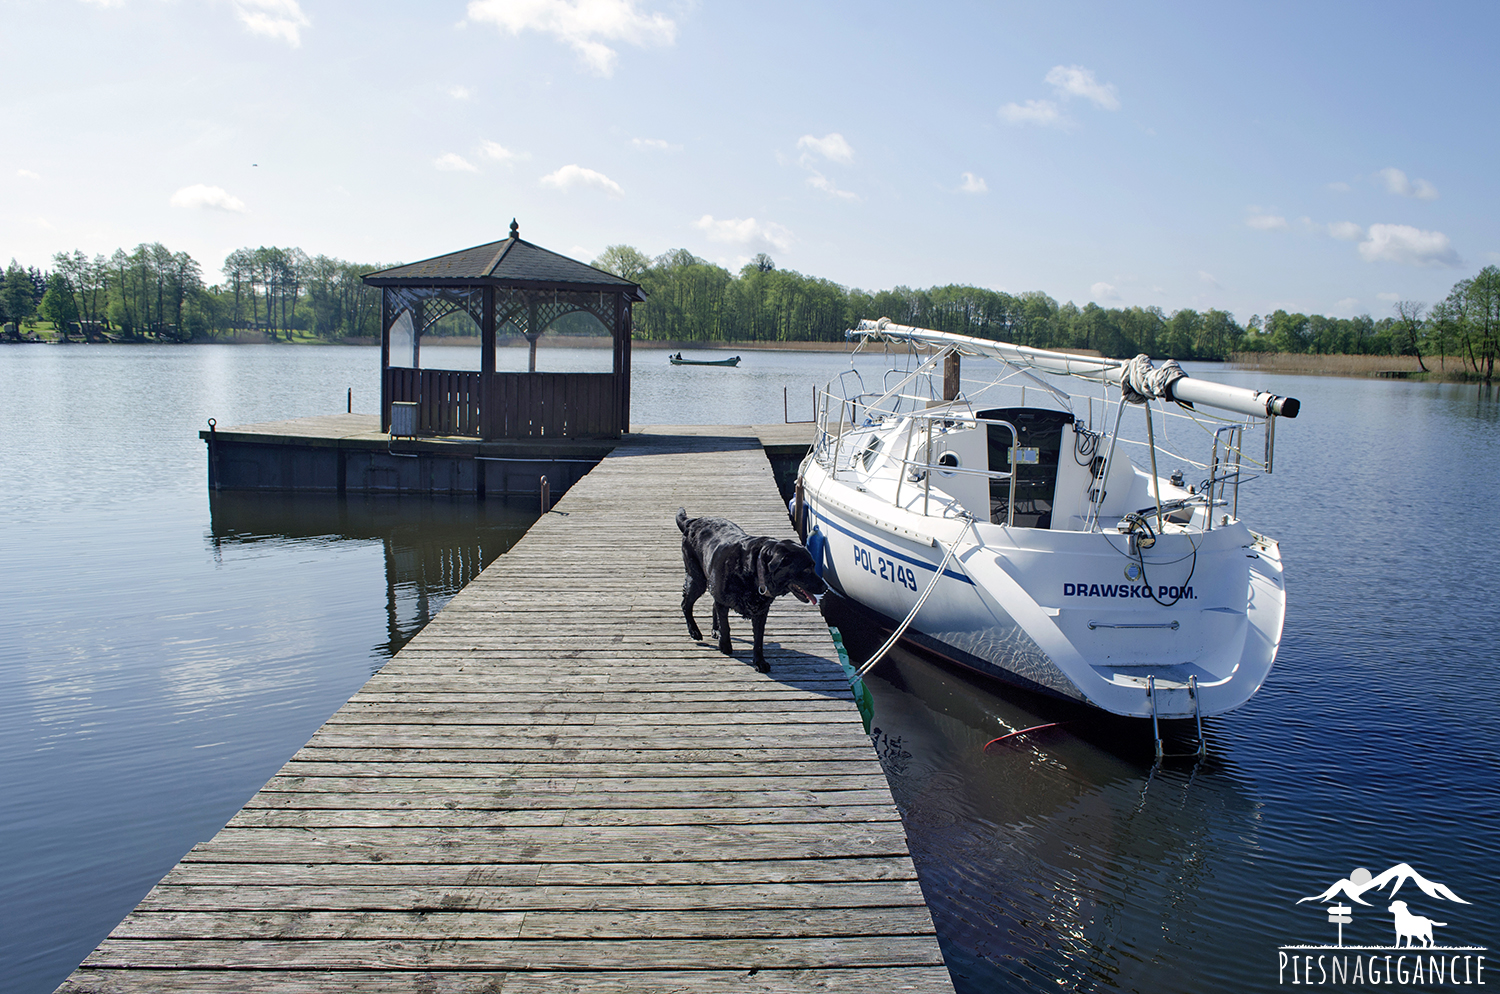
686,621,703,640
752,656,769,674
716,635,733,656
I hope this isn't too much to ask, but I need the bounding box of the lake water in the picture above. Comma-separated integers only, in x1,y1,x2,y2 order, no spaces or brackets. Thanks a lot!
2,343,1496,993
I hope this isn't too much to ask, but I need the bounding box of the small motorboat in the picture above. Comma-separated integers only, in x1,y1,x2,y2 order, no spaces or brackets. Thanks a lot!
795,319,1301,744
669,352,741,366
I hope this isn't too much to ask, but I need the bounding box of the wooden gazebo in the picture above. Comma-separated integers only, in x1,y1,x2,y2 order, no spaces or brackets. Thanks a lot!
363,221,646,439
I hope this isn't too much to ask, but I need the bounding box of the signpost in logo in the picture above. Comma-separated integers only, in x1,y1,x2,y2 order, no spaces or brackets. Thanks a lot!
1279,862,1487,985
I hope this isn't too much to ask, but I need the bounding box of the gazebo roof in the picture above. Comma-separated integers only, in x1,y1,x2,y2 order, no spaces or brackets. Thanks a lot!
363,220,645,300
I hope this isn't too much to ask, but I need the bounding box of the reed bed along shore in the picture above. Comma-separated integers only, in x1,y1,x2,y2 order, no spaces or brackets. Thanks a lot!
1229,352,1486,381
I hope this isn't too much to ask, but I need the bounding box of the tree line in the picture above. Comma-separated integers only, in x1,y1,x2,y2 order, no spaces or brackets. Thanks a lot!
1,244,387,342
4,240,1496,382
592,245,1498,380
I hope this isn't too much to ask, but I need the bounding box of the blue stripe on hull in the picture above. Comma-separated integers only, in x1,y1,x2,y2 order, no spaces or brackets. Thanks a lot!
805,504,976,585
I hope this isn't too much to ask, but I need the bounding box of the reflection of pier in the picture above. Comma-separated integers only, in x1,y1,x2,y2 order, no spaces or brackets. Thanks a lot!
70,426,952,992
208,491,539,659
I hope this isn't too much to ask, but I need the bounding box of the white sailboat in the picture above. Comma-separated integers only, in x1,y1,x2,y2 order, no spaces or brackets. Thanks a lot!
795,320,1300,743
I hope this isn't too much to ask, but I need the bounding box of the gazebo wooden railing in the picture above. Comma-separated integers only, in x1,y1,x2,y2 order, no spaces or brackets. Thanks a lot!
385,368,621,438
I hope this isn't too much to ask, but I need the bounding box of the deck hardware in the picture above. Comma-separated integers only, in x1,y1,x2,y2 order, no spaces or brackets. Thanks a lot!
1089,620,1179,630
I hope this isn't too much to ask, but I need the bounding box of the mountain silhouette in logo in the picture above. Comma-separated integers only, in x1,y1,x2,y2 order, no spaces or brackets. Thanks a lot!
1297,864,1469,907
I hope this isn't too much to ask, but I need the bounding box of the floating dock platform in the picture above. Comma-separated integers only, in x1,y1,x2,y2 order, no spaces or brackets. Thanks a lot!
60,425,954,992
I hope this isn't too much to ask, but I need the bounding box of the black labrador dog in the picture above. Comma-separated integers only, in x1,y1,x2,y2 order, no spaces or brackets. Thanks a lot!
677,508,825,672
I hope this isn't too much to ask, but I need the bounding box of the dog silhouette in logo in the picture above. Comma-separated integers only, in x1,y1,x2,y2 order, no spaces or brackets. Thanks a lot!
1388,901,1446,948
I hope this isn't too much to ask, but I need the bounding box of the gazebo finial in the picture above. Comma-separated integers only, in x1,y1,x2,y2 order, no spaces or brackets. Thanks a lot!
510,218,519,239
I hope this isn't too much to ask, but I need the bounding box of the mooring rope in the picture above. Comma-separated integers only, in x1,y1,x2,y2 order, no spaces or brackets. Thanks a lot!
855,515,976,678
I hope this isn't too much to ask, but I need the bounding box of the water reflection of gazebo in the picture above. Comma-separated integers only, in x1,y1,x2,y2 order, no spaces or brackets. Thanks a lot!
363,221,646,439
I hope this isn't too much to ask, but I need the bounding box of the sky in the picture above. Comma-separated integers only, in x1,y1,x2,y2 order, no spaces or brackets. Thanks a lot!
3,0,1498,323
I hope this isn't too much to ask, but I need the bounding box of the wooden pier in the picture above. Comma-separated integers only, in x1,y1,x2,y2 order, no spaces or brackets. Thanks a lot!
60,427,954,993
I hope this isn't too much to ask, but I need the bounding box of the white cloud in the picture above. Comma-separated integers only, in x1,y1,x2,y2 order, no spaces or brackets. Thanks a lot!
1090,282,1121,301
480,141,523,163
449,85,473,99
1376,292,1401,302
467,0,675,77
1001,65,1119,129
1376,167,1439,201
693,215,793,253
1245,210,1288,231
233,0,309,46
78,0,125,7
170,184,248,213
1044,65,1120,110
632,137,681,152
806,170,858,201
434,152,479,172
540,164,623,197
998,98,1062,127
959,172,987,194
796,133,853,164
17,169,39,180
1336,297,1360,310
1326,221,1365,241
1357,223,1461,267
1198,270,1222,288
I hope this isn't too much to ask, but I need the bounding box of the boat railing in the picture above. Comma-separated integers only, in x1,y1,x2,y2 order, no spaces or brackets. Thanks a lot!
819,400,1022,526
1102,417,1254,531
902,411,1020,525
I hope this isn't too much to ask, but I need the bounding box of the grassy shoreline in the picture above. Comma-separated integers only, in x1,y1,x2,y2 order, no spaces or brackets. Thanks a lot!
1228,352,1488,381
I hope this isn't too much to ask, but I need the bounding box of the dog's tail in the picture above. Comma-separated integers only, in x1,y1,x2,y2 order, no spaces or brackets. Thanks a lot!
675,508,690,534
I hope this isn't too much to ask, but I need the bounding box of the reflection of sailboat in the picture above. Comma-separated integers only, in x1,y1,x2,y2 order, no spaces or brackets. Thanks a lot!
208,492,538,657
824,590,1267,991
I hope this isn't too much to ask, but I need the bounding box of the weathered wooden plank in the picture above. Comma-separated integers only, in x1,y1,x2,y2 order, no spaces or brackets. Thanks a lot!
109,906,938,941
323,710,859,726
181,824,918,864
136,880,931,912
244,788,897,810
256,775,893,794
59,967,957,994
81,935,947,970
228,803,901,830
143,856,919,889
272,760,885,778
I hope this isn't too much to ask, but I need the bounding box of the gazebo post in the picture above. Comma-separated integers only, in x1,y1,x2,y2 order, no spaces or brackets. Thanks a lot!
526,294,540,373
412,299,423,370
615,292,632,434
379,291,391,432
481,286,496,375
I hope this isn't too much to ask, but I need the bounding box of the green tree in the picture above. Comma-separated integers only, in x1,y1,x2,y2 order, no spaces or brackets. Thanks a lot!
2,260,37,328
591,245,652,282
39,272,80,334
1393,301,1429,372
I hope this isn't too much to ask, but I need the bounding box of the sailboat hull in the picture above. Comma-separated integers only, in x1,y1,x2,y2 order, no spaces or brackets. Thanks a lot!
800,458,1284,719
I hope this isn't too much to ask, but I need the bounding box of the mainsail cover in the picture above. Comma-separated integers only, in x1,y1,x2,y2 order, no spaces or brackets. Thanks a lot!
851,319,1299,420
